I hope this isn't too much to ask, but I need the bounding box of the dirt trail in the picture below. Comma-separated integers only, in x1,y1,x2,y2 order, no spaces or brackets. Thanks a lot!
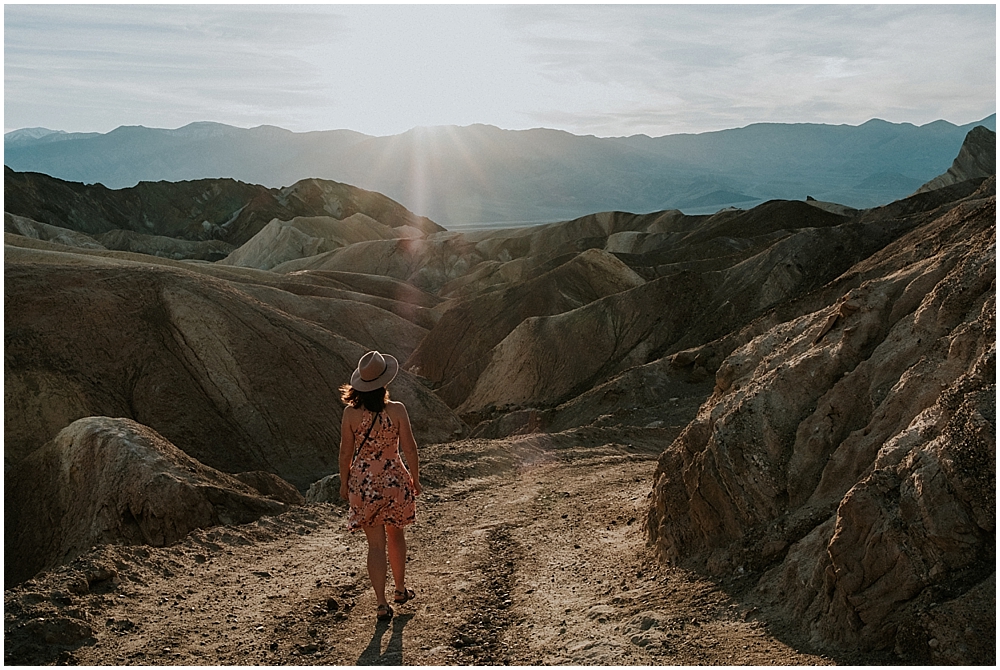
6,432,836,665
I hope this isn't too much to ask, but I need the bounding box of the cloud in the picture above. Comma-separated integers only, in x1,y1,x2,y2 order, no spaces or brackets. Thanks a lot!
4,4,995,137
508,4,996,136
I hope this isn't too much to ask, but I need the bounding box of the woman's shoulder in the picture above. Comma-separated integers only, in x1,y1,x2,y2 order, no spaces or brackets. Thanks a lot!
342,404,363,425
384,400,409,418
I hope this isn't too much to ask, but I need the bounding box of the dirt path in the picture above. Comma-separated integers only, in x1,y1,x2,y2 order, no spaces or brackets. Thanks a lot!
5,431,835,665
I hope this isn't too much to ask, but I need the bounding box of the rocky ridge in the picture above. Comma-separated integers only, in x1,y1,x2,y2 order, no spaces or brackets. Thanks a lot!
647,178,995,662
3,167,442,249
916,125,996,194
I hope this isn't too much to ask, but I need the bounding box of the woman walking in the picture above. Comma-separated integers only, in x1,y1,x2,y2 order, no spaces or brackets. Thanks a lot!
339,351,421,621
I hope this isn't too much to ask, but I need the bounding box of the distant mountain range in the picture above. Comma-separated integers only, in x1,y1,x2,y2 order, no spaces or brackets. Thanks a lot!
5,115,995,227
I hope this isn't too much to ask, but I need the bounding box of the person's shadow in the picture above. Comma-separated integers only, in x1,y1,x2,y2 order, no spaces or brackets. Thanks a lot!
357,612,414,665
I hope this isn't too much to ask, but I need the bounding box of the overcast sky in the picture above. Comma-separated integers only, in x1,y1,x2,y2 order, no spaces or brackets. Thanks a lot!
4,3,996,138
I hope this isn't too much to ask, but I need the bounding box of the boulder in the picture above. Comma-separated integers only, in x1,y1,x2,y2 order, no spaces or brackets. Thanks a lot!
5,417,287,585
305,473,344,504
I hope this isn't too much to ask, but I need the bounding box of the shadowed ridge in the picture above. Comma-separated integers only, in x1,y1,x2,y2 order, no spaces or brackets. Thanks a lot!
2,167,442,249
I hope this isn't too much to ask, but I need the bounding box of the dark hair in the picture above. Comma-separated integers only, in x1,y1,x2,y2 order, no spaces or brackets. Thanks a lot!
340,384,389,412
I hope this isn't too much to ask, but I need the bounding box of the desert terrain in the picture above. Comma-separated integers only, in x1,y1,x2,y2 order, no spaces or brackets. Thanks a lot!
4,126,995,665
7,430,858,666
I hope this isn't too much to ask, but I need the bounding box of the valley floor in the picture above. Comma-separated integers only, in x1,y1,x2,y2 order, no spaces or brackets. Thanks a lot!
6,433,872,665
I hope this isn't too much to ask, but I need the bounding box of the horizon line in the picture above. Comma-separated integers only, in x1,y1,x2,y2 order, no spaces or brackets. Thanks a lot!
5,113,998,142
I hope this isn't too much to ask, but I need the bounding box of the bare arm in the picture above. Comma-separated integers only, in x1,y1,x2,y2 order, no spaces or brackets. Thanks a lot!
392,402,421,495
339,407,356,500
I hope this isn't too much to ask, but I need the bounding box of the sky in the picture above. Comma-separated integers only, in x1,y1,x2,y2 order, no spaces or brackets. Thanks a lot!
3,3,996,138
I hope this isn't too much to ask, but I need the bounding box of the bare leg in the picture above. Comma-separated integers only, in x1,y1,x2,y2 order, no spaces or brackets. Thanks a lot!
362,524,389,607
386,525,407,594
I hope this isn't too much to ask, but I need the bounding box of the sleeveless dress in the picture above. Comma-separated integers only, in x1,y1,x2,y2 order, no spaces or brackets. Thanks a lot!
347,409,417,531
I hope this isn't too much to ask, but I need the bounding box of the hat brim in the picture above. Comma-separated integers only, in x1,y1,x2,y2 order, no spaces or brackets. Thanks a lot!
350,354,399,391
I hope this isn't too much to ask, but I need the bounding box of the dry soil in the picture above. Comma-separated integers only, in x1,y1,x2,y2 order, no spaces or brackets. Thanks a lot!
6,431,847,665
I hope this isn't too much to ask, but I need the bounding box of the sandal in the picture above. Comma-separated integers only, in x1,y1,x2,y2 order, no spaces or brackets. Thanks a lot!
376,604,393,621
393,588,415,604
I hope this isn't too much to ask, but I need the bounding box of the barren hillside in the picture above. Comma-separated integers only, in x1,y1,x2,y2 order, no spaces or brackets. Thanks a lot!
4,126,994,665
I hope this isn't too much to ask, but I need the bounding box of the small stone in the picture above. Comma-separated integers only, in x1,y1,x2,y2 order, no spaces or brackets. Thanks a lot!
928,638,939,649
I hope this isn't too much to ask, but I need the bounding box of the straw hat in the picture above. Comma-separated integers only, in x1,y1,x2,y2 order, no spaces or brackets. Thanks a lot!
350,351,399,391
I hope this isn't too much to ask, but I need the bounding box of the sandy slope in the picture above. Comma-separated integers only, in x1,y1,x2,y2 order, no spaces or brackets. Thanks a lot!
4,430,868,666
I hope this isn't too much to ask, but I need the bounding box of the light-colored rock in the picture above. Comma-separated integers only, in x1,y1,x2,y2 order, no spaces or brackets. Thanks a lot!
305,473,343,504
219,213,418,271
4,212,106,249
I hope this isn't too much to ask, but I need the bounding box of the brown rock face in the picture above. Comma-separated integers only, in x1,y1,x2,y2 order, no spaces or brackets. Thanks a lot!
647,180,995,659
5,417,288,585
4,247,463,488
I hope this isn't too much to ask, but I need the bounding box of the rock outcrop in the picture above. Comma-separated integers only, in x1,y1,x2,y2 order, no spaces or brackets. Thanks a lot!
5,417,288,585
647,176,995,661
916,126,996,194
304,473,343,504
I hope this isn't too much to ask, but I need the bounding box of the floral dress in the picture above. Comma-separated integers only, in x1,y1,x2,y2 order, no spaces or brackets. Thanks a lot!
347,409,417,531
